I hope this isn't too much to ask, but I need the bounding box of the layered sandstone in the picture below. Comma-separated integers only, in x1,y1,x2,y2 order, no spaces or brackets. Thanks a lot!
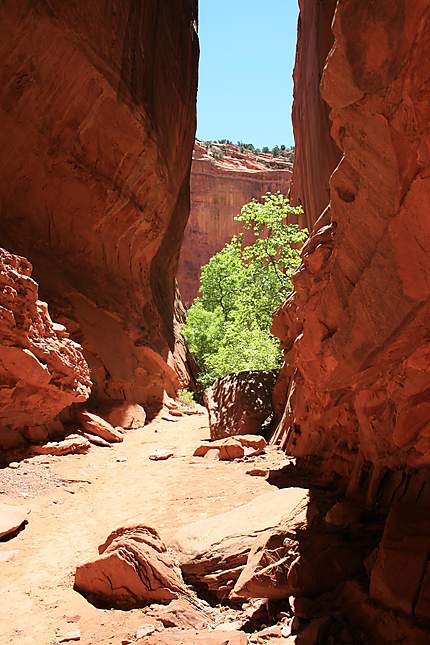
289,0,341,231
177,142,292,306
272,0,430,626
0,248,90,451
0,1,198,413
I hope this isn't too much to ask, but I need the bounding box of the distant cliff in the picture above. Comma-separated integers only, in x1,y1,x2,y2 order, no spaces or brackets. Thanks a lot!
177,141,292,307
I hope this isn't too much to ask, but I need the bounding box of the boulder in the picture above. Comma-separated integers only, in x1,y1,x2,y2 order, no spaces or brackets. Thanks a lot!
101,403,146,430
232,528,293,601
204,371,277,440
193,435,267,461
169,488,309,600
31,435,90,456
78,411,123,444
0,503,30,538
74,525,187,609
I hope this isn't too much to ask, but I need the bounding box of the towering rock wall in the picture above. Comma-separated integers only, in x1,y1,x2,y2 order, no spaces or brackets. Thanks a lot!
272,0,430,627
289,0,341,231
275,0,430,478
0,0,199,413
178,142,292,307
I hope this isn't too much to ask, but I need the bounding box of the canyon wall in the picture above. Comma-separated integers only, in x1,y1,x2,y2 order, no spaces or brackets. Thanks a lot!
177,142,292,307
0,0,199,415
273,0,430,623
288,0,341,231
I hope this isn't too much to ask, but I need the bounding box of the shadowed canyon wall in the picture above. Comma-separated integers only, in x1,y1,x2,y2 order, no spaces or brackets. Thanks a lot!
0,0,199,420
273,0,430,623
289,0,341,231
177,142,292,306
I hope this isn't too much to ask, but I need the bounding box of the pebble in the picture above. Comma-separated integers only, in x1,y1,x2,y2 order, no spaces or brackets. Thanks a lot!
8,462,20,469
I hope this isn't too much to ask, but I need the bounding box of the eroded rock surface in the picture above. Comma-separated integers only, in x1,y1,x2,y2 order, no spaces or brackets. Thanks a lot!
0,1,199,413
178,142,292,307
0,248,90,451
169,488,309,600
74,525,188,609
272,0,430,636
205,371,277,440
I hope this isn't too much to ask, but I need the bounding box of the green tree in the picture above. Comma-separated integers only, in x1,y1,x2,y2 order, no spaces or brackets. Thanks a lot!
183,193,308,389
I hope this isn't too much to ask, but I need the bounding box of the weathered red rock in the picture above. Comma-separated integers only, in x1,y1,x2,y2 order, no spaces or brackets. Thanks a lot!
78,411,123,444
0,503,30,538
204,371,277,440
273,0,430,479
74,525,187,609
31,435,91,456
272,2,430,631
193,435,267,461
100,403,146,430
289,0,341,231
144,598,210,630
177,142,292,306
370,503,430,619
169,488,309,600
0,1,198,414
0,249,91,451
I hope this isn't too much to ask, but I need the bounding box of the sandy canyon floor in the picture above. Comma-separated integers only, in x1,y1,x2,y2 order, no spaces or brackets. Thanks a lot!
0,411,288,645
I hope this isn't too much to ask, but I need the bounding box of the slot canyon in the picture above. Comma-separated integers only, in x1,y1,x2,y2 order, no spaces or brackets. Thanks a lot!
1,1,430,644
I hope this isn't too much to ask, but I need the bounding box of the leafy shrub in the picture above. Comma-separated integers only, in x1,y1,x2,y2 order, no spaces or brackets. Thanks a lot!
183,193,308,389
178,389,195,405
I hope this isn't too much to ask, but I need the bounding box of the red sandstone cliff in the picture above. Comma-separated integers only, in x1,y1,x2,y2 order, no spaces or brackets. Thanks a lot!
289,0,341,231
0,1,199,414
273,0,430,625
177,142,292,306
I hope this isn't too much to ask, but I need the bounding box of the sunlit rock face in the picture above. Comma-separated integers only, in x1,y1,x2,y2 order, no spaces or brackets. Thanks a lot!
177,142,292,307
274,0,430,479
289,0,341,231
0,0,199,412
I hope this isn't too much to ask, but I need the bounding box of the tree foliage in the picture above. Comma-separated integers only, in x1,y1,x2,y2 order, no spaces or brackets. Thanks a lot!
183,193,308,389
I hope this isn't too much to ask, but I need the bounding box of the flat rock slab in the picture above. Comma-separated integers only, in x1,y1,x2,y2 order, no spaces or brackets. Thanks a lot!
168,488,309,599
31,436,90,456
138,631,247,644
0,503,30,538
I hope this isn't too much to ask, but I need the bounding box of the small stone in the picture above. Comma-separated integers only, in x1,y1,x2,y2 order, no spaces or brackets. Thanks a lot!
116,457,128,463
149,449,174,461
8,462,20,469
58,628,81,642
136,624,156,638
246,468,268,477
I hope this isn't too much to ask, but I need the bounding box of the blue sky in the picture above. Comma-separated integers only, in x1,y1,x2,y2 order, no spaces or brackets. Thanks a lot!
197,0,299,149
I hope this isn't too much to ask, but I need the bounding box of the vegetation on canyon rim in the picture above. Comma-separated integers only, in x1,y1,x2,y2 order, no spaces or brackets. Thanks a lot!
183,193,308,389
198,138,295,161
